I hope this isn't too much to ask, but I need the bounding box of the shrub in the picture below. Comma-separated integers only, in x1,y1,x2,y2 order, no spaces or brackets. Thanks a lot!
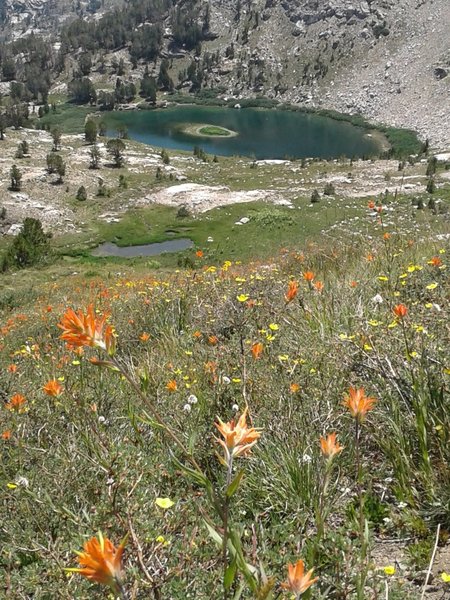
426,156,437,177
1,217,52,271
193,146,208,161
84,119,98,144
311,189,320,203
426,177,436,194
106,138,126,167
96,178,109,197
176,205,191,219
118,174,128,189
323,182,335,196
9,164,22,191
76,185,87,201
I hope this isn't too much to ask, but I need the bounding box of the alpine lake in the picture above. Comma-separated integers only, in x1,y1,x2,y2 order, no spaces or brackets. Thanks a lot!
103,104,382,160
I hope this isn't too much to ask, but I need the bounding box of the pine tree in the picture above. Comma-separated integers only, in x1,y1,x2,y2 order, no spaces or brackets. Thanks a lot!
1,217,52,271
10,164,22,191
84,119,98,144
106,138,126,167
89,144,101,169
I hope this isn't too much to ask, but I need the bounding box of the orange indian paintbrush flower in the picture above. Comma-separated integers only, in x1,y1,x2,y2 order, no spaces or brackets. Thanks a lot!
429,256,442,267
320,432,344,459
66,532,127,592
393,303,408,319
281,558,318,596
166,379,177,392
58,305,116,355
251,342,264,359
6,393,26,412
314,280,324,293
215,407,261,464
43,379,64,397
343,387,376,421
303,271,315,282
285,280,299,303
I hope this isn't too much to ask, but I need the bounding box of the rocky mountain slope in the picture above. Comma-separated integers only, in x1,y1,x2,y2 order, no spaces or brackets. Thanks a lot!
1,0,449,148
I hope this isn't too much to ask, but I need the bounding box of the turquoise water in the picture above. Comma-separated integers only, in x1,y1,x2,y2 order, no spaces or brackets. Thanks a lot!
104,105,380,159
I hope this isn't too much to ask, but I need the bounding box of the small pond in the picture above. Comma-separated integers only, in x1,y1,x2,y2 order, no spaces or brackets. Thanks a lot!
92,238,194,257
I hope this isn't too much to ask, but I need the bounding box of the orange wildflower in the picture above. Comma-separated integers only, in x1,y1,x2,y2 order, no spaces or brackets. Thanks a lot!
393,304,408,319
251,342,264,359
314,280,324,293
195,250,204,258
285,280,299,303
5,394,26,412
281,559,318,596
366,253,374,262
208,335,219,346
66,532,126,592
429,256,442,267
7,364,17,373
320,433,344,459
290,383,300,394
58,305,116,355
383,232,391,240
193,330,202,339
215,408,261,464
43,380,64,397
204,361,217,373
350,280,358,288
166,380,177,392
140,332,150,342
2,430,12,440
343,387,376,421
303,271,315,282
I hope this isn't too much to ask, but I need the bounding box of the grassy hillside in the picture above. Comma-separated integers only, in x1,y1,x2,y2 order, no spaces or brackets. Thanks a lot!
1,208,449,598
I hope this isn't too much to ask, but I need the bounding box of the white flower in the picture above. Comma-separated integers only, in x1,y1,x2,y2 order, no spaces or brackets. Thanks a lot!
232,404,239,412
300,453,312,464
222,376,231,385
432,303,441,312
372,293,383,304
188,394,198,405
15,476,29,488
183,403,191,413
397,502,407,509
98,415,106,424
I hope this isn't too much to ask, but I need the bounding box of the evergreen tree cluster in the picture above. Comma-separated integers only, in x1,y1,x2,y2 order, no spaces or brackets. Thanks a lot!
0,0,212,104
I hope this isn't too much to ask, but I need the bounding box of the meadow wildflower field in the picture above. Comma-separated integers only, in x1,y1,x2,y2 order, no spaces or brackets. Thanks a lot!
1,202,449,599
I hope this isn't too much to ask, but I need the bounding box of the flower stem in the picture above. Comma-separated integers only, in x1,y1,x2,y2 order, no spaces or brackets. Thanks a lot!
222,457,233,600
355,419,363,543
112,357,203,473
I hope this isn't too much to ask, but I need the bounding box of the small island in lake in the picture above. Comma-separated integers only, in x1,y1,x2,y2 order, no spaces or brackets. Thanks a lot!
182,123,238,138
